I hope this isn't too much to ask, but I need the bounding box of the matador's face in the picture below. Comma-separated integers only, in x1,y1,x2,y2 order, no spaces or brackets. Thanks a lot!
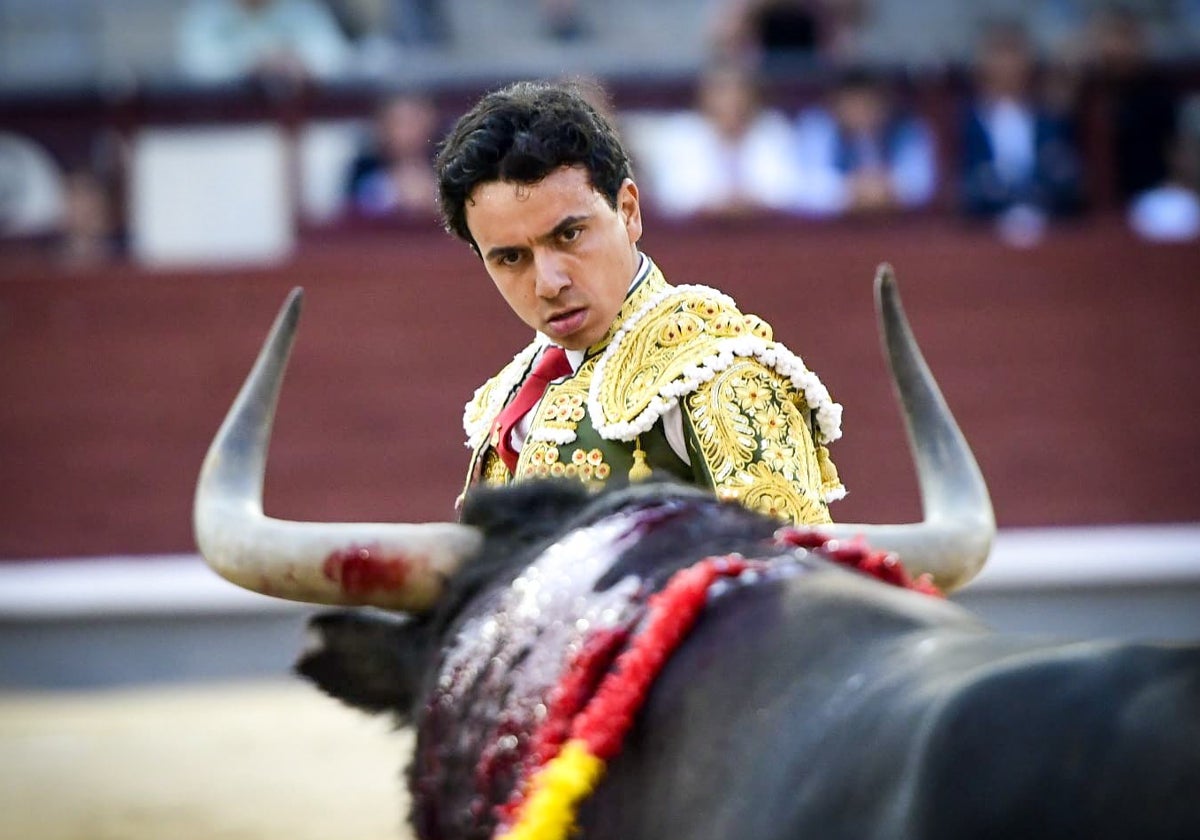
464,165,643,352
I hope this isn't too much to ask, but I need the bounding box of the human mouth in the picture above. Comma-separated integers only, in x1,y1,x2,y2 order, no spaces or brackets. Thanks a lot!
545,307,587,339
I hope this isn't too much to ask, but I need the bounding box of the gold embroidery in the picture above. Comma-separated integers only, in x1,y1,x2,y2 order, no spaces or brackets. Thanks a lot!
742,314,773,340
529,378,590,446
569,448,612,483
687,362,759,483
732,375,772,413
757,405,789,440
657,312,705,346
586,266,671,358
542,392,586,424
587,269,842,456
687,360,831,525
520,441,612,487
760,438,802,478
518,441,554,477
597,290,750,423
480,449,511,488
736,463,829,524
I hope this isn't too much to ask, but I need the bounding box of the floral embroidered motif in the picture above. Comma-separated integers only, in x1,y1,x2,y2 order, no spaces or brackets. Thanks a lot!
757,405,788,440
736,464,829,524
733,376,772,414
760,439,800,475
687,360,833,523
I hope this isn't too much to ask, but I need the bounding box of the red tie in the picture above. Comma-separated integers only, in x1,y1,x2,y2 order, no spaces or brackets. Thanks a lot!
493,346,573,473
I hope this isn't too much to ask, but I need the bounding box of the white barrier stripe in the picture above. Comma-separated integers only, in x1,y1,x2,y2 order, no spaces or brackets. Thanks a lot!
0,554,309,620
971,524,1200,591
0,525,1197,619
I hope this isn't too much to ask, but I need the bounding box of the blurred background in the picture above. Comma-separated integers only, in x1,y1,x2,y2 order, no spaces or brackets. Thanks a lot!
3,0,1200,673
0,2,1199,835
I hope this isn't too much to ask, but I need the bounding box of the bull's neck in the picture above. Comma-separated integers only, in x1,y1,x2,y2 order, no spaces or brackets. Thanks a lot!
409,500,689,839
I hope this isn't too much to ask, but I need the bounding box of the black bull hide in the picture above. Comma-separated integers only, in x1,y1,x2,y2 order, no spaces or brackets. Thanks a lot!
299,481,1200,840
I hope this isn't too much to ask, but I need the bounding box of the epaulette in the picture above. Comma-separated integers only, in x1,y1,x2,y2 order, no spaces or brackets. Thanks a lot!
587,285,843,445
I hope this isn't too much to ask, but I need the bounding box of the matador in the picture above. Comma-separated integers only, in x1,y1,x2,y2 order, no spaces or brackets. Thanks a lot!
437,81,845,525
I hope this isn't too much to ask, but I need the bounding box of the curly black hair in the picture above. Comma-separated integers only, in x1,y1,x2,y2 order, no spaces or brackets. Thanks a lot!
434,80,633,251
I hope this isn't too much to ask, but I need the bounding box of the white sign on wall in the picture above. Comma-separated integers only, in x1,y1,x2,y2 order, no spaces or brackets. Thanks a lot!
130,124,294,267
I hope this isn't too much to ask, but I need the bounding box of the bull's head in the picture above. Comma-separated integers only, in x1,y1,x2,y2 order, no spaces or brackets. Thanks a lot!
193,265,994,609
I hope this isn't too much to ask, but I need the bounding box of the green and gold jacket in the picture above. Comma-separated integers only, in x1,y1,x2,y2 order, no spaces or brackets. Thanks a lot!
461,260,845,525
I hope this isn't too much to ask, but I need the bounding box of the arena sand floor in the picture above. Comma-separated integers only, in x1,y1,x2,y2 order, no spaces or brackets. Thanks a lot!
0,680,416,840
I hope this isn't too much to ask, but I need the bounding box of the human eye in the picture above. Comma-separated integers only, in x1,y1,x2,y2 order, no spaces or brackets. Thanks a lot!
494,250,524,268
559,226,583,244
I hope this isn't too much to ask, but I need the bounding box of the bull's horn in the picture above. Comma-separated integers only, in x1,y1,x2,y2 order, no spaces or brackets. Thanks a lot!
193,288,481,611
821,265,995,592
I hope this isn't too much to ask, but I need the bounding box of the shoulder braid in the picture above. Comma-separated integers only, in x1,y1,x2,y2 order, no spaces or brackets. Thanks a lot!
587,285,844,448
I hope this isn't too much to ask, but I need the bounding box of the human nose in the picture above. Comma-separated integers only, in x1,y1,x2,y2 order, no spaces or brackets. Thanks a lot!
533,252,570,299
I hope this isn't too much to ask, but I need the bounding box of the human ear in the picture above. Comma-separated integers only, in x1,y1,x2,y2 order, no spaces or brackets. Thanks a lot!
618,178,642,243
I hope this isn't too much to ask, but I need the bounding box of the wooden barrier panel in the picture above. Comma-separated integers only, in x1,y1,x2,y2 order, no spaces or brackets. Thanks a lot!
1,216,1198,559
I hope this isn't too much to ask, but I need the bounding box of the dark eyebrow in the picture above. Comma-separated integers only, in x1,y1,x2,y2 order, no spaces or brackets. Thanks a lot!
484,245,521,264
545,214,590,240
482,214,592,263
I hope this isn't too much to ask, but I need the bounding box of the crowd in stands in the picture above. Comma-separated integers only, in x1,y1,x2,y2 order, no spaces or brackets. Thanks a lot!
177,0,356,86
629,8,1197,245
172,0,591,84
245,2,1200,245
2,0,1199,266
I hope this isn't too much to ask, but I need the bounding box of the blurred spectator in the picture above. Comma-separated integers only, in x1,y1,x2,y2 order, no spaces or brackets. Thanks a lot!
178,0,354,86
55,167,123,267
632,64,802,219
0,133,65,239
791,67,937,217
711,0,819,63
323,0,450,78
0,131,125,266
326,0,448,45
539,0,588,41
958,21,1084,244
344,91,440,218
1088,7,1181,204
1128,95,1200,242
709,0,869,70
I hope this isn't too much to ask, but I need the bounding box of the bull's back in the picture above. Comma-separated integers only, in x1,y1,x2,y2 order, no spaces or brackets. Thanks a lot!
579,571,1200,840
579,569,978,839
905,641,1200,840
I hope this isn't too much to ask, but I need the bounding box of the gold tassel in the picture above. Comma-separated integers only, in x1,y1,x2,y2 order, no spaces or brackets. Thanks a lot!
628,437,653,482
816,445,840,491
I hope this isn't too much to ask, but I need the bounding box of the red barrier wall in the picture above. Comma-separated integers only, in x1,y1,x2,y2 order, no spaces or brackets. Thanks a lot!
1,216,1198,559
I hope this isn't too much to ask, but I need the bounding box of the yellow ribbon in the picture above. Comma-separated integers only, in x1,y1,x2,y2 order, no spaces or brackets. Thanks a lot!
498,739,606,840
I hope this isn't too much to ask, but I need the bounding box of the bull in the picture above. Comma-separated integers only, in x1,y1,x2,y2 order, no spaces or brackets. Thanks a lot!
194,269,1199,839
